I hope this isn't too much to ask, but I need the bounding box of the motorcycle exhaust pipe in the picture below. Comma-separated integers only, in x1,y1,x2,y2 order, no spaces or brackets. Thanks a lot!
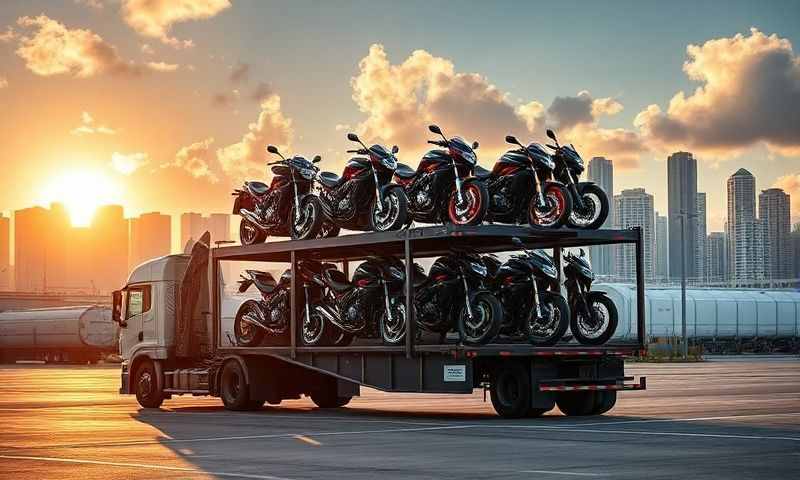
313,304,353,333
240,312,269,330
239,208,269,229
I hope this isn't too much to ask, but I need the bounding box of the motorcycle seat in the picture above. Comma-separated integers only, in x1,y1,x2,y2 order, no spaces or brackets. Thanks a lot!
245,269,277,293
473,165,492,179
245,181,269,196
317,171,342,189
323,268,352,293
394,163,416,179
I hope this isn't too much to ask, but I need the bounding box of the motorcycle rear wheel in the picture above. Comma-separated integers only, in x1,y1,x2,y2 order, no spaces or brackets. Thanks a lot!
239,218,267,245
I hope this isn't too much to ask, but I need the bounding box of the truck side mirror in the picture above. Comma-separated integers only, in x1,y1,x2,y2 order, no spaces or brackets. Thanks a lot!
112,290,127,327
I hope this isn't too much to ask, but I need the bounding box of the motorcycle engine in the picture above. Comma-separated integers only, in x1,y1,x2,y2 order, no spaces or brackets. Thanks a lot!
409,173,434,209
338,197,351,212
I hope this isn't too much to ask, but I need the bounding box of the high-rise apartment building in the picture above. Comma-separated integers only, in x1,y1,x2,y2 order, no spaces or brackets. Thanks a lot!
181,212,233,251
707,232,727,283
130,212,171,270
696,192,707,282
14,206,49,291
759,188,791,280
587,156,614,276
654,212,669,281
726,169,765,282
667,152,698,281
0,214,10,290
613,188,655,280
792,223,800,280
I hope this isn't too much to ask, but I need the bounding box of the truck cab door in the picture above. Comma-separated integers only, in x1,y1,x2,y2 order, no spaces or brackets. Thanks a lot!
118,284,152,359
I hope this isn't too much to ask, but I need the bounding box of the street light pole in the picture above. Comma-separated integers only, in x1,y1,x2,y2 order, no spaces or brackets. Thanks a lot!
679,214,687,359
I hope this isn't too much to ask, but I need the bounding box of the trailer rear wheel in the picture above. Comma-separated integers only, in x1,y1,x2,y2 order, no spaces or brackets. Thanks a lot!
556,391,597,416
490,362,531,418
310,375,352,408
134,360,163,409
220,360,254,411
592,391,617,415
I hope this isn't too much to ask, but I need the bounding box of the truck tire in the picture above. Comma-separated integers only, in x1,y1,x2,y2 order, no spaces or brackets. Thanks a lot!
220,360,254,411
310,375,352,408
134,359,164,409
556,391,597,416
490,362,531,418
592,390,617,415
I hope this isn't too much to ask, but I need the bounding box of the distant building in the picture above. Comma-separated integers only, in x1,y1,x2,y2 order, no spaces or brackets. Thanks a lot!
695,192,707,282
613,188,655,280
654,212,669,281
587,157,614,276
726,169,765,282
181,212,232,251
207,213,232,245
14,206,49,292
792,223,800,280
90,205,129,293
667,152,699,281
0,214,10,289
707,232,727,283
759,188,791,280
130,212,171,270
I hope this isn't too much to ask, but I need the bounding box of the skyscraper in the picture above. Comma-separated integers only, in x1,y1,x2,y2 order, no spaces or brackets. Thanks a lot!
613,188,655,280
180,212,206,252
130,212,171,270
14,206,49,291
792,223,800,280
181,212,232,251
587,157,614,276
696,192,707,282
91,205,129,293
667,152,698,281
0,214,10,290
207,213,232,245
726,169,765,282
759,188,791,280
654,212,669,281
707,232,727,283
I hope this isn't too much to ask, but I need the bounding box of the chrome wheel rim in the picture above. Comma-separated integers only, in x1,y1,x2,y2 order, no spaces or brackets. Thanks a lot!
138,371,153,400
303,311,324,344
531,189,565,227
463,300,491,340
528,300,560,339
373,193,400,231
240,220,258,244
382,302,406,343
293,202,315,238
570,192,601,227
577,302,610,339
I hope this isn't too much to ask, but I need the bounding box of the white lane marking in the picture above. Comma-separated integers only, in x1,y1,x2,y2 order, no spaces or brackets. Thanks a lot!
0,454,294,480
571,412,800,427
520,471,608,477
486,425,800,442
137,411,449,426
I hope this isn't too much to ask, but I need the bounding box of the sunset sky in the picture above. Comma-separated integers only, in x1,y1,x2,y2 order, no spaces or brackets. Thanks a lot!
0,0,799,231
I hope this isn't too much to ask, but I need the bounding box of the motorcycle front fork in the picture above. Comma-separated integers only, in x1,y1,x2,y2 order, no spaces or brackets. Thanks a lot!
531,168,546,207
303,284,312,326
381,278,393,323
372,165,383,213
531,275,542,318
461,275,473,318
453,161,465,205
292,171,302,222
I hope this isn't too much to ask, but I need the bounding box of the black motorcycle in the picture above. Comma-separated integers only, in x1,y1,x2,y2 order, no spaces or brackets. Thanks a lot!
394,125,489,226
414,250,501,345
489,238,570,346
300,256,408,346
233,269,292,347
478,135,572,228
232,145,324,244
546,129,610,230
310,133,408,234
563,249,618,345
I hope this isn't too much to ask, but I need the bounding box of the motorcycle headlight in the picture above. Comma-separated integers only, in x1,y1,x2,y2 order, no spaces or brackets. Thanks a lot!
382,155,397,169
461,150,477,165
299,168,315,179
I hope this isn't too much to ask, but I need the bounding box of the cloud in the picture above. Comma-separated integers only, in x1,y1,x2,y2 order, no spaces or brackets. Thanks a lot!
141,43,154,55
146,61,179,72
335,123,352,132
0,27,16,43
15,15,142,77
350,44,645,168
166,137,219,182
250,82,272,103
71,111,116,136
230,62,249,83
111,152,149,175
774,174,800,222
211,89,239,107
122,0,231,49
217,94,293,179
75,0,105,9
635,28,800,159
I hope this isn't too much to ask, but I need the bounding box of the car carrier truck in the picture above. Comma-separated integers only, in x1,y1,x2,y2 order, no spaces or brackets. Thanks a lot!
115,225,646,418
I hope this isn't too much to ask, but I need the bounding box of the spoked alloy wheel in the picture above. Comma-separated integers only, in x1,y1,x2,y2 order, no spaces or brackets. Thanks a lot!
526,292,570,346
239,218,266,245
529,183,571,228
448,181,488,225
370,188,408,232
568,184,609,230
458,292,501,345
301,307,326,345
291,197,323,240
571,292,618,346
234,300,266,347
380,299,407,345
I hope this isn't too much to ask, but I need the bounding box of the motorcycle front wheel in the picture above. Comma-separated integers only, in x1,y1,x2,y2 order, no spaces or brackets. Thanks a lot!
458,291,502,346
369,187,408,232
448,179,488,226
291,196,324,240
526,291,570,346
300,306,326,346
233,300,266,347
568,183,609,230
528,182,572,228
239,218,267,245
570,292,618,346
380,297,407,345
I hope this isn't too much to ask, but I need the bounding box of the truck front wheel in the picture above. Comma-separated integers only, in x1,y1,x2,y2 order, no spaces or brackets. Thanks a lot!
221,360,255,411
134,360,164,409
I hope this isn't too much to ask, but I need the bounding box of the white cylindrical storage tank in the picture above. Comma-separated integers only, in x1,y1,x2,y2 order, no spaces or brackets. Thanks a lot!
0,305,116,350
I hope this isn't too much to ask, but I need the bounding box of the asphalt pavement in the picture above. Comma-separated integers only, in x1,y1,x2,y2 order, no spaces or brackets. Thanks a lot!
0,357,798,479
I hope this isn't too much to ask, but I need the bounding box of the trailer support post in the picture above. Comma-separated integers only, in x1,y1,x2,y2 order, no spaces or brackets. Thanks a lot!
634,228,646,349
404,237,415,359
290,249,297,359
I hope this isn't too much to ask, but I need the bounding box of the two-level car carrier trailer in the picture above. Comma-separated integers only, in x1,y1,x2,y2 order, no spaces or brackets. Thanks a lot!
119,224,646,418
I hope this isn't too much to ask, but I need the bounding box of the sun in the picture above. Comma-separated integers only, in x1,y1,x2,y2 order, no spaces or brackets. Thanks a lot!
39,170,122,227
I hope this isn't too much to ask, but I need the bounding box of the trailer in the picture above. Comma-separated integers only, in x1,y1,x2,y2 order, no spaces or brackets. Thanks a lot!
118,224,646,418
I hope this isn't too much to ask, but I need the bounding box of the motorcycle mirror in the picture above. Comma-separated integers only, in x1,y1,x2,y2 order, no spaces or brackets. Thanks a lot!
428,124,442,135
546,129,557,141
347,133,360,142
267,145,279,154
505,135,520,145
313,155,321,163
391,145,399,154
472,141,479,150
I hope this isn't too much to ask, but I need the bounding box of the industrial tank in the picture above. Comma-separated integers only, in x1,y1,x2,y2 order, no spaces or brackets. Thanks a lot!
0,305,117,362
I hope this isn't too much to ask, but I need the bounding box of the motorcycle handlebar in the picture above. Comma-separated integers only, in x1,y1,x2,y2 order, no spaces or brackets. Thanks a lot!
427,140,446,147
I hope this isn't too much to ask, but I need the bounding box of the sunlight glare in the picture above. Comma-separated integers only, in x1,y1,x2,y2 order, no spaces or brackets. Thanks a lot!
39,170,122,227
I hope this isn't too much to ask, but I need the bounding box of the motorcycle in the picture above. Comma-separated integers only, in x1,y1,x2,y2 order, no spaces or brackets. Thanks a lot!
545,129,610,229
394,125,489,226
414,250,502,345
563,249,618,345
300,256,409,346
310,133,408,233
233,269,292,347
477,135,572,228
489,238,570,346
231,145,324,244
